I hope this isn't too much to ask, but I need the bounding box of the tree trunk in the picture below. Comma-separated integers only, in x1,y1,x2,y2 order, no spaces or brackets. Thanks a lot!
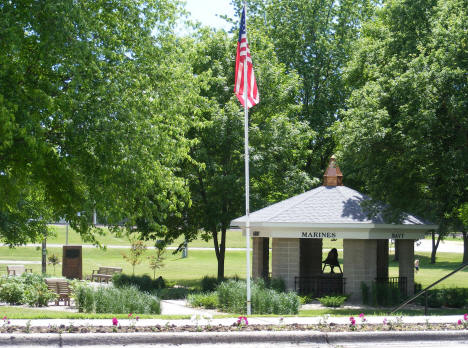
212,228,227,280
463,230,468,264
430,230,441,264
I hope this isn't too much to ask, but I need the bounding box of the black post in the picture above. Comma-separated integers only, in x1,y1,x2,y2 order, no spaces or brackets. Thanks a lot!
424,292,428,316
41,238,47,274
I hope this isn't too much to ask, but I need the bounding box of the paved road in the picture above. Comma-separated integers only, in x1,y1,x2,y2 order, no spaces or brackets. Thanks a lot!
76,342,468,348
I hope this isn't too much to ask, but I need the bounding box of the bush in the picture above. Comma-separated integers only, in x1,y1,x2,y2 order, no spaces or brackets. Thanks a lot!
74,283,95,313
443,288,468,308
265,278,286,293
74,283,160,314
155,287,192,300
415,288,468,308
23,275,57,307
317,295,347,308
112,273,165,292
0,278,24,305
187,292,218,309
0,274,56,306
367,281,402,307
201,276,221,292
217,279,300,315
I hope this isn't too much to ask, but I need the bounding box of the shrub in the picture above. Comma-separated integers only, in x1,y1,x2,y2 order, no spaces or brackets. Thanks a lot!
112,273,165,292
217,279,300,315
22,274,56,307
0,274,56,306
317,295,347,308
74,283,95,313
155,287,192,300
416,288,468,308
201,276,221,292
187,292,218,309
265,278,286,293
74,284,160,314
443,288,468,308
0,278,24,305
299,294,315,304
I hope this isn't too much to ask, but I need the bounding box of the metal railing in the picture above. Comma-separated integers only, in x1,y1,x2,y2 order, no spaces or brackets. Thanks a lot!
391,262,468,315
295,275,346,297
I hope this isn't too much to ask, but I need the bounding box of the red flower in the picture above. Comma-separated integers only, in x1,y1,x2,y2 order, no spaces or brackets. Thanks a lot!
458,319,463,325
112,317,118,326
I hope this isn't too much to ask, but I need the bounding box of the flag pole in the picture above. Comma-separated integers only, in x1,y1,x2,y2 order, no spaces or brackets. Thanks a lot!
243,1,251,316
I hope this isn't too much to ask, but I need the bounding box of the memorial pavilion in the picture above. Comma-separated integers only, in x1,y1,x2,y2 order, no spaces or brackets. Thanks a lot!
231,157,437,302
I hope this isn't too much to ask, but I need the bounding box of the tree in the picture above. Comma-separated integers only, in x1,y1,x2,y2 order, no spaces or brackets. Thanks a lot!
459,203,468,264
147,243,166,280
122,234,147,275
181,28,314,279
47,254,60,276
0,0,193,245
335,0,468,263
230,0,377,179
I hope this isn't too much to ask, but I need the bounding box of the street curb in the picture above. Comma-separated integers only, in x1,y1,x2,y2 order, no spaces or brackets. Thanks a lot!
0,330,467,346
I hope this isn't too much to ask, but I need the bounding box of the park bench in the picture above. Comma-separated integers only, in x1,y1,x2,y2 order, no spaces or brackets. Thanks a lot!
6,265,32,276
45,278,71,306
90,266,122,283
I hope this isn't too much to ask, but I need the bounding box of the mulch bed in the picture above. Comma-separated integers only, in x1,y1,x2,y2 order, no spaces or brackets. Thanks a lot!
0,323,466,334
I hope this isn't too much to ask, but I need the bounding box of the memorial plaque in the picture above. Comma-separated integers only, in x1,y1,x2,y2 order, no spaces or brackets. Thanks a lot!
62,245,82,279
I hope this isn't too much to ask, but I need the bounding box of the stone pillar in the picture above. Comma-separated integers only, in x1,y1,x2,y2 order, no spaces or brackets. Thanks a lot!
272,238,300,291
376,239,389,279
300,239,323,277
252,237,269,279
398,239,414,297
343,239,377,302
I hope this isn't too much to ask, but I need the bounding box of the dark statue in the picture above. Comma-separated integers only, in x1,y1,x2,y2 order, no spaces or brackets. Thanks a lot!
322,248,342,274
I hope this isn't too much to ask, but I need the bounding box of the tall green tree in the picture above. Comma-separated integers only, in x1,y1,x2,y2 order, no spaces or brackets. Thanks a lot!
335,0,468,263
0,0,193,245
231,0,377,179
183,28,314,279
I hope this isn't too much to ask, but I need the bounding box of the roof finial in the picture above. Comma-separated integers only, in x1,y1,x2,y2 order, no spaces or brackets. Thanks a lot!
323,156,343,186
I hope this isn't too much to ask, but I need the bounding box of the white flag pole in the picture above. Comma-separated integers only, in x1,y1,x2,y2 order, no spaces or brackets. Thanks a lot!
243,2,251,316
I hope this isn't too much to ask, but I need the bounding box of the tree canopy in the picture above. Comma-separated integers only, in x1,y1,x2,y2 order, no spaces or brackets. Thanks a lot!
231,0,377,179
335,0,468,261
0,0,194,245
179,27,314,278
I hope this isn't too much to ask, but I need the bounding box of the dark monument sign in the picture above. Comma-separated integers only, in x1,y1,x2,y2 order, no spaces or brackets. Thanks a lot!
62,245,82,279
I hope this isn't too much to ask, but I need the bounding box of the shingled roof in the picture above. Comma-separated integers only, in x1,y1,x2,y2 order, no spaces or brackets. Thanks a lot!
231,185,428,226
231,157,435,231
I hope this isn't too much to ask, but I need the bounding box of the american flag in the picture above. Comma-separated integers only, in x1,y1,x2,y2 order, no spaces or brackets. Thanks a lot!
235,6,259,108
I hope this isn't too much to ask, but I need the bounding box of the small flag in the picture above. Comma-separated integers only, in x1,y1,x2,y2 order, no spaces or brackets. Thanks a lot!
235,6,259,108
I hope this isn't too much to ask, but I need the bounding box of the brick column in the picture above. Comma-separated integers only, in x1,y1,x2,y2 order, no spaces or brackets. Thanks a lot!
343,239,377,302
252,237,269,279
398,239,414,296
272,238,300,291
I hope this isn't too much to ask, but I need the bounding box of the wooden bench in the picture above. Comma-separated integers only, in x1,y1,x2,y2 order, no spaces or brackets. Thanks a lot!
90,266,122,283
45,278,71,306
7,265,32,276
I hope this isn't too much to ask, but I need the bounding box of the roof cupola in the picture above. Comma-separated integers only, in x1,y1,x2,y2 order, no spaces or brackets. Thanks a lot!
323,156,343,186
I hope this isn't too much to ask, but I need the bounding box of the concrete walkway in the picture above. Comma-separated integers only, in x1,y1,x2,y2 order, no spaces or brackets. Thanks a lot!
4,313,467,328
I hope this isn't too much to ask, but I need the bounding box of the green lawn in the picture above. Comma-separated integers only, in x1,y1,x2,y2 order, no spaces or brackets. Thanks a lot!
0,306,189,320
0,244,466,288
46,225,344,249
